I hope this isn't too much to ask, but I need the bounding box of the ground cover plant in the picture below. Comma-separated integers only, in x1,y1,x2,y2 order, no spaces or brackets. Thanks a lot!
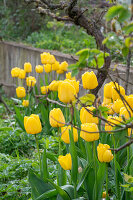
0,2,133,200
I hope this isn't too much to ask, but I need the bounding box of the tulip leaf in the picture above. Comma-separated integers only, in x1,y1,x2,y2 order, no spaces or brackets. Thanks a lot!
28,169,54,200
84,167,95,200
41,143,49,182
77,162,93,191
47,179,71,200
69,128,78,185
79,94,95,106
126,155,133,174
96,163,106,199
36,189,58,200
0,127,13,131
14,105,25,131
57,165,67,186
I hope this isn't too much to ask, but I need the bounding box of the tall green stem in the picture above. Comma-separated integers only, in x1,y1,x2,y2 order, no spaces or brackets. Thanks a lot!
93,141,97,200
35,134,41,171
112,135,120,200
106,163,109,200
58,127,61,155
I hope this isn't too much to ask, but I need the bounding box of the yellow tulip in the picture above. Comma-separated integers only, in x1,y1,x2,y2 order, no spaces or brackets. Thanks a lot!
102,191,106,198
40,52,51,64
97,143,113,163
49,55,56,64
105,116,122,133
82,71,98,90
44,64,52,73
80,123,99,142
105,103,114,115
64,79,79,94
125,95,133,109
49,108,65,127
35,65,43,73
24,62,32,73
58,81,77,104
102,97,112,106
56,69,64,74
16,87,26,98
112,83,125,101
18,69,26,79
22,100,29,107
11,67,20,78
80,106,98,124
52,61,60,71
41,86,49,94
24,114,42,134
26,76,36,87
49,80,60,91
60,61,68,71
103,82,114,99
120,107,133,120
113,99,124,113
66,72,76,80
58,153,72,170
61,125,78,144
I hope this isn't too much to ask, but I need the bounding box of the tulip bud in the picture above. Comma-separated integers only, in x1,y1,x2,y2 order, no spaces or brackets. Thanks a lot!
49,80,60,91
58,81,77,104
128,128,132,136
18,69,26,79
80,106,98,124
44,64,52,73
105,116,122,133
52,61,60,71
60,61,68,71
35,65,43,73
80,123,99,142
49,108,65,127
11,67,20,78
82,71,98,90
97,143,113,163
61,125,78,144
16,87,26,98
26,76,36,87
41,86,49,94
120,107,133,120
113,99,124,113
24,114,42,134
58,153,72,170
112,83,125,101
40,52,51,64
22,100,29,107
125,95,133,109
103,82,114,99
24,62,32,73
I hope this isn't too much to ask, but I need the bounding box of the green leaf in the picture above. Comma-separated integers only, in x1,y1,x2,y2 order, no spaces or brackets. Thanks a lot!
28,169,54,200
79,94,95,106
69,128,78,185
76,48,89,56
47,179,71,200
0,127,13,131
57,165,67,186
105,5,124,21
124,173,133,183
77,162,93,191
36,189,58,200
123,23,133,35
14,105,25,130
97,163,106,199
122,46,129,57
41,143,49,182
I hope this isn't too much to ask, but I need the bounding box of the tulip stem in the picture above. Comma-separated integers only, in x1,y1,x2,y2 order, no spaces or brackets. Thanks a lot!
112,135,120,200
58,127,61,155
106,163,109,200
93,141,97,200
35,134,41,171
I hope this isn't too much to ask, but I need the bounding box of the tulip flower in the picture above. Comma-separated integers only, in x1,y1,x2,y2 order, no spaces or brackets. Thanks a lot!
26,76,36,87
49,108,65,127
125,95,133,109
82,71,98,90
49,80,60,91
113,99,124,113
41,86,49,94
16,87,26,98
112,83,125,101
58,81,77,104
58,153,72,170
120,107,133,120
11,67,20,78
97,143,113,163
105,116,122,133
59,61,68,71
40,52,51,64
52,61,60,71
104,82,114,99
24,62,32,73
80,106,98,124
80,123,99,142
22,100,29,107
24,114,42,134
61,125,78,144
35,65,43,73
18,69,26,79
44,64,52,73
